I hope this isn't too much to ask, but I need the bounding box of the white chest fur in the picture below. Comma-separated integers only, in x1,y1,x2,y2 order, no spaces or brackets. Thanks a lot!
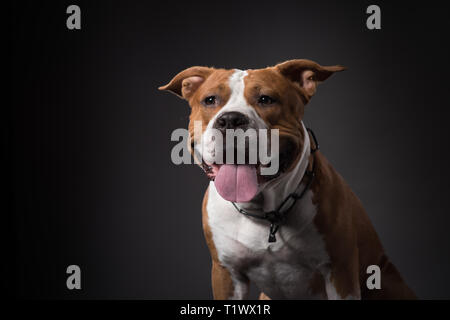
207,182,332,299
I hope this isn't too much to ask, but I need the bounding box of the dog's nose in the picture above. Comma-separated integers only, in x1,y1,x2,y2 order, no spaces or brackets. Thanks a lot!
214,112,250,130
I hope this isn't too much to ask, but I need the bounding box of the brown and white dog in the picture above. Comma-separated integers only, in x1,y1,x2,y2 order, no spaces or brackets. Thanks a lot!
159,59,416,300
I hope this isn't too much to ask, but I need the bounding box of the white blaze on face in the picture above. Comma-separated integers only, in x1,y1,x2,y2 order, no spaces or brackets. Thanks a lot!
196,69,268,165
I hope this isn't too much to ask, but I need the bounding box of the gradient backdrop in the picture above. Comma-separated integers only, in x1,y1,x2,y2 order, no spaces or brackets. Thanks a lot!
9,0,450,299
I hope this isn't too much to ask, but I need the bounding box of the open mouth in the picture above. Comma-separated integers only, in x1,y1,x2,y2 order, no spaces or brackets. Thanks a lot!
200,151,286,203
201,161,260,203
197,139,299,203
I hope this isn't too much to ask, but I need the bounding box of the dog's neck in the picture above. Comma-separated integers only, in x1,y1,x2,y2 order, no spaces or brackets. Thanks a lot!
238,122,311,212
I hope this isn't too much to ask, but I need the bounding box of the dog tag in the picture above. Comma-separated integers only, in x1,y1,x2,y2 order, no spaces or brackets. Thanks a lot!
268,232,276,243
268,223,278,243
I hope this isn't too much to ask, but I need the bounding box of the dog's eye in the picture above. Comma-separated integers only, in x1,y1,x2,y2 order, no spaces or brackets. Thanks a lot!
258,95,276,105
203,96,217,106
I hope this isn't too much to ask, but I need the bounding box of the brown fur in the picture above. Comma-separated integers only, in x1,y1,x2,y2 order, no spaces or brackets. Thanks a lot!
310,151,416,299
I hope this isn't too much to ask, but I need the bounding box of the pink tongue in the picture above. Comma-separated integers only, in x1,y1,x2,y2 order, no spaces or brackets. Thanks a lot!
214,164,258,202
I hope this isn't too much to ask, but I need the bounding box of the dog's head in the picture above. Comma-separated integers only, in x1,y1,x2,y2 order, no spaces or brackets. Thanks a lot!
159,59,345,202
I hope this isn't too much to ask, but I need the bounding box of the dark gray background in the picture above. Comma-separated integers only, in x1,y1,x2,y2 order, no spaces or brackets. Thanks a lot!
9,0,450,299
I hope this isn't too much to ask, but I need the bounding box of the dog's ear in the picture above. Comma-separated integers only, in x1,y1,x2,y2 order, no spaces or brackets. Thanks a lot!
275,59,346,99
158,66,214,100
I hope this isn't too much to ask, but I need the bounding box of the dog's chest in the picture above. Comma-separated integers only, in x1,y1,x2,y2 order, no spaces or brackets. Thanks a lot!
207,183,330,299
